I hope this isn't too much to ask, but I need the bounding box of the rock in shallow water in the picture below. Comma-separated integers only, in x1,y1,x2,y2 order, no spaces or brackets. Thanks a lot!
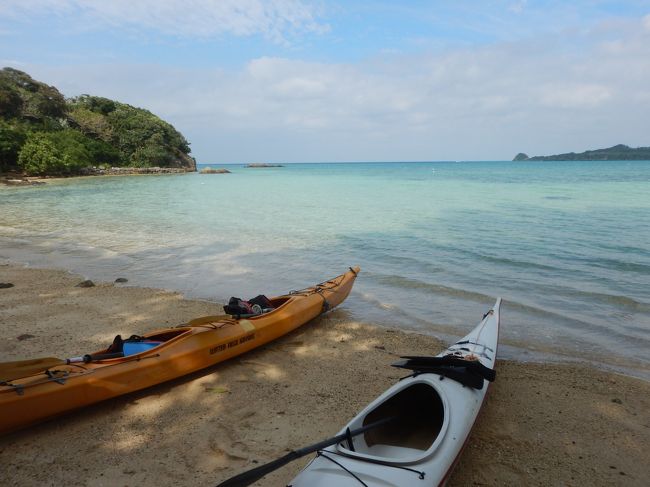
114,277,128,283
75,280,95,288
1,178,46,186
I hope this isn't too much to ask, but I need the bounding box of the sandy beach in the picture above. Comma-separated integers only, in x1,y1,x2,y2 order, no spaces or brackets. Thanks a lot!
0,263,648,486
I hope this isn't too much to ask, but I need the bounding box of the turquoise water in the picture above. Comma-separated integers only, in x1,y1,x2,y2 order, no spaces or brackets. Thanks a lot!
1,161,649,377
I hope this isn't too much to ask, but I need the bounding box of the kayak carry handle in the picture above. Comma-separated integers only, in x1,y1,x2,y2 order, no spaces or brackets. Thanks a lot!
215,416,395,487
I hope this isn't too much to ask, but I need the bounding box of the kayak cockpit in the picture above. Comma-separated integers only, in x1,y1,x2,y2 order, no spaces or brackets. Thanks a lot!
269,296,291,308
97,328,192,359
248,296,291,317
337,381,448,464
144,329,190,342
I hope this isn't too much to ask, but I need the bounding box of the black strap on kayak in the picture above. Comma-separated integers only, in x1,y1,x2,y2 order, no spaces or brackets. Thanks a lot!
321,300,331,313
345,427,355,451
314,452,368,487
44,369,69,385
392,356,496,390
318,449,426,482
315,286,331,314
0,380,24,395
455,340,494,353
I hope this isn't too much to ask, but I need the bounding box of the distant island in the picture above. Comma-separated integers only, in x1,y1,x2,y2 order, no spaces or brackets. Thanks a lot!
0,67,195,177
513,144,650,161
245,163,284,168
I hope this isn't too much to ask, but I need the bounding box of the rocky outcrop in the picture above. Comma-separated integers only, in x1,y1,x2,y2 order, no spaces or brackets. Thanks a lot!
2,167,195,184
175,152,197,171
79,167,194,176
200,167,231,174
1,177,46,186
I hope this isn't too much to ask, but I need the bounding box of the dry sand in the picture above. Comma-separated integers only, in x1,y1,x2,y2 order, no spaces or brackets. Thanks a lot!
0,263,648,486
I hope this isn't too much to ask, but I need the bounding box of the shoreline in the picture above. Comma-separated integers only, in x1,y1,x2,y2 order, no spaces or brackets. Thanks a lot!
1,263,648,486
0,167,195,186
1,242,648,382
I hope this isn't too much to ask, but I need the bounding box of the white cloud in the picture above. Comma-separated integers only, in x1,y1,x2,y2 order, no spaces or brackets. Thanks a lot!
10,16,650,161
0,0,326,42
540,83,611,108
508,1,528,14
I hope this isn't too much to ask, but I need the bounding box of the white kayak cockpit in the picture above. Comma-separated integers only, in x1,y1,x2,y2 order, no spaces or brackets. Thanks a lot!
337,380,448,464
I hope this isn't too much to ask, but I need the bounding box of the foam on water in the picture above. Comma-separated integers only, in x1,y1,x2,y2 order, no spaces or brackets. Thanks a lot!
1,161,649,378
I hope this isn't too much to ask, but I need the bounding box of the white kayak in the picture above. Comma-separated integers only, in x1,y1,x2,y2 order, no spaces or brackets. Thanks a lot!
289,298,501,487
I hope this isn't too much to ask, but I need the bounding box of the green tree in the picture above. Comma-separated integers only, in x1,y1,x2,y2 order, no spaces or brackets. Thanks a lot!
68,106,114,142
68,94,116,115
17,130,94,175
108,104,190,166
0,68,66,121
0,120,26,171
17,132,62,175
82,136,120,166
0,81,23,118
130,133,173,167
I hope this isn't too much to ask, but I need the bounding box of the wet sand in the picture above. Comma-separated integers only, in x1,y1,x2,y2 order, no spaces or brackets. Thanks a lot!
1,263,648,486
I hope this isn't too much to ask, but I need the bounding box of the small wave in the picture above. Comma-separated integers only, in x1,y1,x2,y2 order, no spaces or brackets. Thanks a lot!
575,257,650,275
526,280,650,313
593,243,650,259
440,246,560,272
339,235,445,273
354,291,464,334
567,290,650,313
368,273,648,340
368,273,494,303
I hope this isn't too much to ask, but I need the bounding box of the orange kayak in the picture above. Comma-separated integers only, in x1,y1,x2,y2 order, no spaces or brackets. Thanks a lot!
0,267,360,435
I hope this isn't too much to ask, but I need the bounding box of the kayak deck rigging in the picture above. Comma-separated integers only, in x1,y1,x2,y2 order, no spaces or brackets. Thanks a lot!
314,450,426,486
392,355,496,390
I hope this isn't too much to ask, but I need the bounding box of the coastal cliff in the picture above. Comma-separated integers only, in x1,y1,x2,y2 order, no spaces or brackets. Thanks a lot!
0,67,195,176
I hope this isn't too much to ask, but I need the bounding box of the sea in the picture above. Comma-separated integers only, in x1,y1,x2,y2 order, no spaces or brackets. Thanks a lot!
1,161,649,379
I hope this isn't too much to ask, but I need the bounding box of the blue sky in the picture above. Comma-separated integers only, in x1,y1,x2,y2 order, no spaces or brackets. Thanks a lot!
1,1,650,162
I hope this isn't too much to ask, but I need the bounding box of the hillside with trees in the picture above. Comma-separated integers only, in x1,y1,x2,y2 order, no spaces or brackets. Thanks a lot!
0,68,195,175
513,144,650,161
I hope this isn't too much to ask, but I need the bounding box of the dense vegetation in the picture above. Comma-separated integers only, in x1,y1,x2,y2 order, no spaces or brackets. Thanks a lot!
0,68,195,175
514,144,650,161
